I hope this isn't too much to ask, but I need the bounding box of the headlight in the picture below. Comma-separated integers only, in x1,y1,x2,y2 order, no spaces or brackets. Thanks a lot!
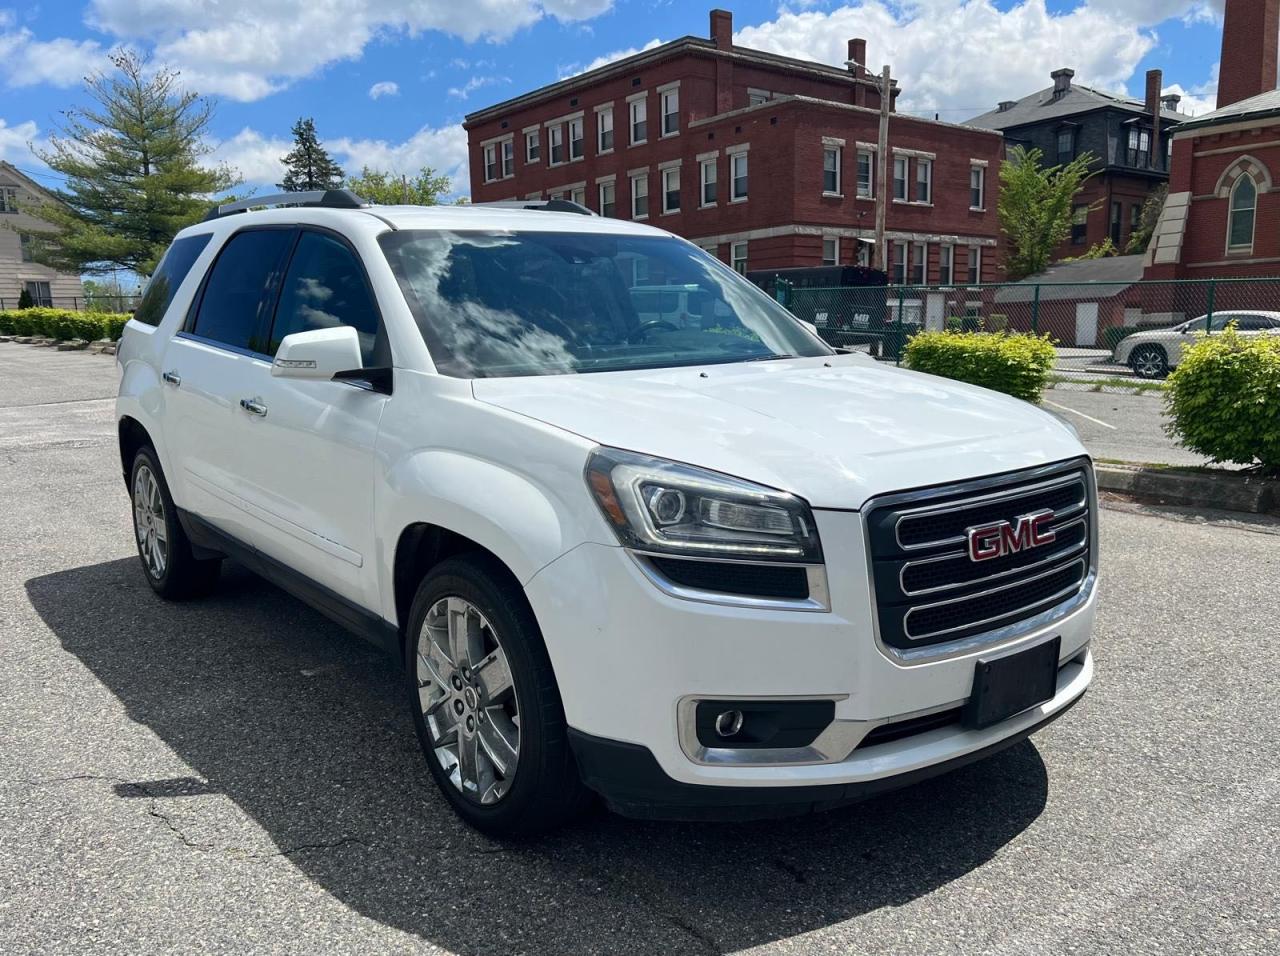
584,447,823,563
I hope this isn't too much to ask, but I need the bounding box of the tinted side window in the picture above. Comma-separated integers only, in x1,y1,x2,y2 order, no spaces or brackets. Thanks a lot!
191,229,294,352
135,234,212,327
1234,314,1269,330
269,231,383,365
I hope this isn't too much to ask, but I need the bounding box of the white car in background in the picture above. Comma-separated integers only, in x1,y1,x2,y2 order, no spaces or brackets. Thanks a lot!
1113,310,1280,378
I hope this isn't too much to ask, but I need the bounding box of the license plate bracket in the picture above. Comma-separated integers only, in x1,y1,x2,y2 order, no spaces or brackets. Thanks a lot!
962,636,1061,730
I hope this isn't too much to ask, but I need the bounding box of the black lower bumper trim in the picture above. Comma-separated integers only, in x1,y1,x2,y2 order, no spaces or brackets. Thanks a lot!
568,691,1084,822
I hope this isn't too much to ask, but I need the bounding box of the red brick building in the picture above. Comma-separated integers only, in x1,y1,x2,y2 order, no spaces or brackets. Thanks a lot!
464,9,1005,284
1145,0,1280,281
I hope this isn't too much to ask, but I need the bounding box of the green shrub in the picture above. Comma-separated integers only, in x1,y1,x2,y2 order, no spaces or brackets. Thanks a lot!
904,330,1057,402
1165,325,1280,472
0,307,129,341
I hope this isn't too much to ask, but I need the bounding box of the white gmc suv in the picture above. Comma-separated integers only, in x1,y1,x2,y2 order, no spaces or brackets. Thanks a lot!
116,192,1097,834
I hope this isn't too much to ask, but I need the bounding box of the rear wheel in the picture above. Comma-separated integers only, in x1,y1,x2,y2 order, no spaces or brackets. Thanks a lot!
130,447,221,599
1130,344,1168,379
405,555,592,835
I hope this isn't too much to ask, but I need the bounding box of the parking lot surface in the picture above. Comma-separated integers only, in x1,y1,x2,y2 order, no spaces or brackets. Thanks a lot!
1041,387,1209,467
2,342,1278,955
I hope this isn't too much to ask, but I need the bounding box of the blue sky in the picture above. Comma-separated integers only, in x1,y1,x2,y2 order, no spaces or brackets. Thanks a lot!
1,1,1229,197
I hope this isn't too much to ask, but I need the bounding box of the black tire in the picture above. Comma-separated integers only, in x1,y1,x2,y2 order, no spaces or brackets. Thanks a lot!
1129,344,1168,379
129,446,221,599
404,554,592,836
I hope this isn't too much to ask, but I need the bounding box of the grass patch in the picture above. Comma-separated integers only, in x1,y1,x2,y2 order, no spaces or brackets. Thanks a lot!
1047,375,1168,394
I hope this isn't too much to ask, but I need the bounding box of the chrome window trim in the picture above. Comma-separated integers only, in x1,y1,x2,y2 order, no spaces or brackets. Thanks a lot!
861,457,1098,666
893,471,1087,551
898,515,1088,597
629,551,831,612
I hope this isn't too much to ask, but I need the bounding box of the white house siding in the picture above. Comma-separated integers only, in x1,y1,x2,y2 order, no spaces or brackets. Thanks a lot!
0,168,85,309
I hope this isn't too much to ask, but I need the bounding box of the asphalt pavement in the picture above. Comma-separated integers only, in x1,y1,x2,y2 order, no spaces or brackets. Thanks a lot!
1040,387,1209,467
2,341,1278,954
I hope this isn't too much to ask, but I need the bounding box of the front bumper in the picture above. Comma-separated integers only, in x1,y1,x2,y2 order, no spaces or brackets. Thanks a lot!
525,504,1096,808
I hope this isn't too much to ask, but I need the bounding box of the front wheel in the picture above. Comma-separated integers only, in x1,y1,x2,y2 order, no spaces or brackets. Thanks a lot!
405,555,592,835
1130,345,1168,379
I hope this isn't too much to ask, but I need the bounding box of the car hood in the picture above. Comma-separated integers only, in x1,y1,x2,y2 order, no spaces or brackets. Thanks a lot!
472,355,1086,510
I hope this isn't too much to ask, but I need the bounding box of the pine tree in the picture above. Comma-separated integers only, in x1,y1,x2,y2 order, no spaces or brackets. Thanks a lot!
24,50,240,277
278,118,345,192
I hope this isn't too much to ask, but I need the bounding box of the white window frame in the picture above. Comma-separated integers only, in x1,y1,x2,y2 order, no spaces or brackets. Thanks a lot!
483,144,498,183
568,117,584,161
596,106,614,154
915,158,933,204
891,240,907,284
598,178,616,217
549,125,565,165
892,155,908,201
938,244,953,286
629,94,648,146
660,85,679,137
857,240,871,267
661,165,680,214
630,171,649,220
910,241,927,285
730,149,748,202
822,145,842,196
570,184,586,206
856,149,874,199
967,245,981,285
747,88,770,107
524,127,540,163
969,163,986,210
501,139,514,178
0,186,17,214
731,241,748,274
699,155,717,207
822,237,839,266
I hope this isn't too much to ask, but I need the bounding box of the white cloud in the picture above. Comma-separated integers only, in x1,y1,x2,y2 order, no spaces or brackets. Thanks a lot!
733,1,1158,119
560,37,663,78
0,25,108,88
369,80,400,99
208,127,292,186
447,75,506,99
1162,61,1218,116
0,118,45,167
86,0,615,101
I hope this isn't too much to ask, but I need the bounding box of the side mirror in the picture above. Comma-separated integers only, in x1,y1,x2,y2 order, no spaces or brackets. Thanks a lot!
271,326,362,380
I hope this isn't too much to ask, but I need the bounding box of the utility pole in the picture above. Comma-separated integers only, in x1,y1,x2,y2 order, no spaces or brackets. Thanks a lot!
873,63,891,272
401,174,409,204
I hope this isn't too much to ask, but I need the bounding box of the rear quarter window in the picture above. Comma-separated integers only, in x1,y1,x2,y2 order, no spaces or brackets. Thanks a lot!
133,234,213,327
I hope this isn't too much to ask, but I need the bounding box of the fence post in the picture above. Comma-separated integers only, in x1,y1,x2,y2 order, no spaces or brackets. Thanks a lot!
1205,279,1215,332
1031,284,1041,335
895,286,905,366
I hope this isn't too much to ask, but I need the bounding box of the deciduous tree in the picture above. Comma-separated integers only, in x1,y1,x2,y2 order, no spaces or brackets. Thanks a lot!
998,146,1097,280
343,166,451,205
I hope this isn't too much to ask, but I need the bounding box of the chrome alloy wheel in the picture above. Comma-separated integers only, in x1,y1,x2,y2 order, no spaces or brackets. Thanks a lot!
133,463,168,580
1132,347,1166,378
416,597,520,805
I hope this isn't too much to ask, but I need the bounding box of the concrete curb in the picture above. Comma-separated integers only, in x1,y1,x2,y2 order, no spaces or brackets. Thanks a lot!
1096,462,1280,516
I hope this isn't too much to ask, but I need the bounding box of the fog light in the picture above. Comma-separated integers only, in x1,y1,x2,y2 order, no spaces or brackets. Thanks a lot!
714,709,744,738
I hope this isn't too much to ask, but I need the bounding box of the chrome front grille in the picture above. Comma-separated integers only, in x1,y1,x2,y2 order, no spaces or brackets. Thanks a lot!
865,461,1094,652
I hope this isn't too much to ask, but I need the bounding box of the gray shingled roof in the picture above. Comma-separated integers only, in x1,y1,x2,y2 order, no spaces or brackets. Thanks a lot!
993,255,1146,303
1173,88,1280,131
968,83,1193,131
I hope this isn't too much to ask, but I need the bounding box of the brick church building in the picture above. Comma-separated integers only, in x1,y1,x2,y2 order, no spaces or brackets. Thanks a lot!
1145,0,1280,279
464,9,1004,284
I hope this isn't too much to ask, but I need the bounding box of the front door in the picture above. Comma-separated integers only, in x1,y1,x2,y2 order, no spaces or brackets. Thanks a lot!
228,228,391,610
1074,302,1098,347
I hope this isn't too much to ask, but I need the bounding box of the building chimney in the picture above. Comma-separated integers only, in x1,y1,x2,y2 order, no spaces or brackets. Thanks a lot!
1145,69,1162,170
1050,68,1074,98
1216,0,1279,108
1161,93,1182,111
997,100,1016,113
847,37,867,75
710,9,733,49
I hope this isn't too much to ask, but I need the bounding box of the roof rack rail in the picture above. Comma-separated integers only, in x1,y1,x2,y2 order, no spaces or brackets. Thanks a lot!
203,188,368,222
470,199,596,216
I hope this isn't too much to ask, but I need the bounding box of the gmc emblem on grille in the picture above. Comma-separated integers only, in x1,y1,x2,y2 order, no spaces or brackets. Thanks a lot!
966,510,1056,562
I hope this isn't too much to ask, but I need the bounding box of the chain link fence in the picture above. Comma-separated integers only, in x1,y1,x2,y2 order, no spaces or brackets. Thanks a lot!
784,277,1280,376
0,295,142,313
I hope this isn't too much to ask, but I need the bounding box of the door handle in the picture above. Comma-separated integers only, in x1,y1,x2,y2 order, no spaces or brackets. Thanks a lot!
162,370,181,387
239,397,268,417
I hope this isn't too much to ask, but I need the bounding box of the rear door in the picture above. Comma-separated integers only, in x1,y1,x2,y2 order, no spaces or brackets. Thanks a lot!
227,227,390,609
161,226,296,543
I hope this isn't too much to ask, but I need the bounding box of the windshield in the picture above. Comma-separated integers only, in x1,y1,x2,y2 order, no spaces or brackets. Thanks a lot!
378,230,832,378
